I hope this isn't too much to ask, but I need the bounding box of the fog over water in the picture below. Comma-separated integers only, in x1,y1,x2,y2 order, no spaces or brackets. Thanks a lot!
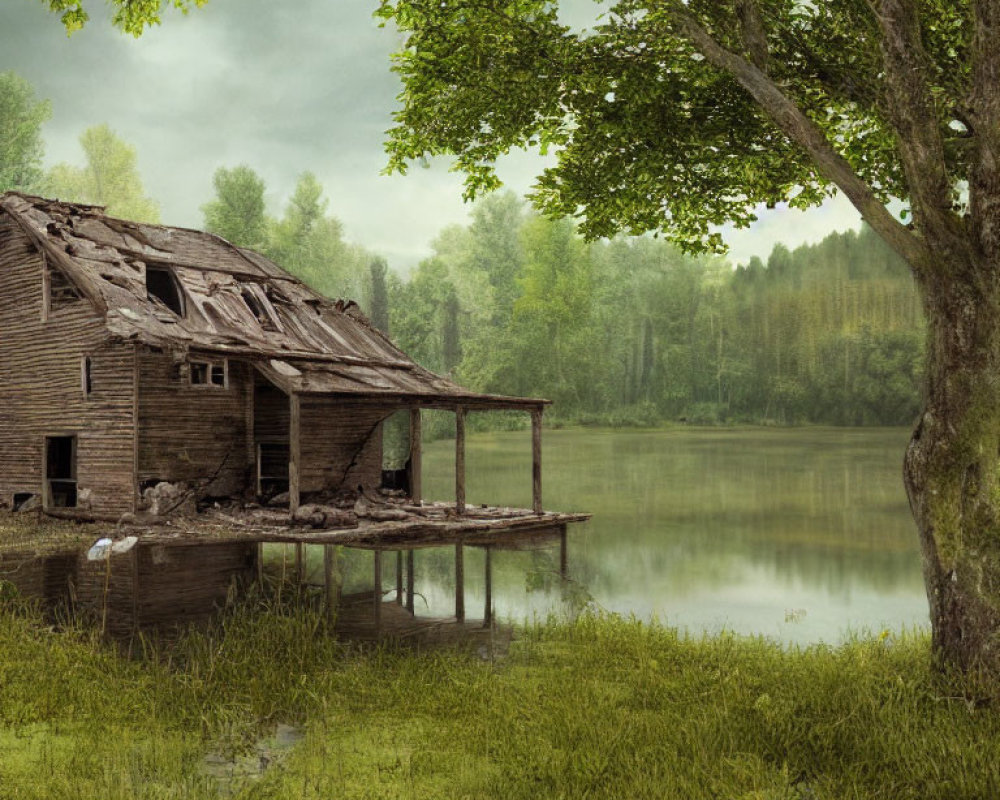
0,0,862,271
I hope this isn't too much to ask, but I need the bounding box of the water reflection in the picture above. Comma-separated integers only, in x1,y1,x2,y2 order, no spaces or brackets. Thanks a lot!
350,427,929,643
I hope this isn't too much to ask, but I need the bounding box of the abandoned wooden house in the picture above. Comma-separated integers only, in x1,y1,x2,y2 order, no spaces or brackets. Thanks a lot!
0,192,588,638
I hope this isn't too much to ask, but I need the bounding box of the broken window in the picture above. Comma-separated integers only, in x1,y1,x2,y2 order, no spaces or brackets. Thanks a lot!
189,358,227,388
146,266,185,316
81,356,92,397
45,436,77,509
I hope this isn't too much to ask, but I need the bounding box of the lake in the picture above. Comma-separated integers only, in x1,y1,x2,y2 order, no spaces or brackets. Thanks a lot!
341,426,928,643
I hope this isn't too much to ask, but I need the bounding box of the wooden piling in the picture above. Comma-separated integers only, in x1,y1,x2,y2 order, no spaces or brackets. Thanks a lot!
324,545,335,627
559,525,568,580
373,549,383,640
295,542,304,586
409,408,422,503
289,392,301,513
406,550,415,614
483,546,493,628
395,551,403,605
455,542,465,623
532,406,543,514
455,406,466,514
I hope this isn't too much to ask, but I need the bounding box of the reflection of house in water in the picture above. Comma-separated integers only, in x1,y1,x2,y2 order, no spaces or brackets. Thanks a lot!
0,193,588,639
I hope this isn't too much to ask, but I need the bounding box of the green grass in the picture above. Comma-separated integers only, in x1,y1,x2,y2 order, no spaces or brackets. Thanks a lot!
0,595,999,799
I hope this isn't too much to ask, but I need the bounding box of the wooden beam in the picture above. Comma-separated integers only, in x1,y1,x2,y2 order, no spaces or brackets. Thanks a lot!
455,542,465,623
455,406,466,514
289,393,301,513
406,550,415,614
409,408,422,503
395,550,403,605
483,546,493,629
532,407,543,514
295,542,304,586
373,549,383,640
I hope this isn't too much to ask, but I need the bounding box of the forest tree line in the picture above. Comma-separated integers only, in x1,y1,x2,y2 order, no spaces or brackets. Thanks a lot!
2,70,924,428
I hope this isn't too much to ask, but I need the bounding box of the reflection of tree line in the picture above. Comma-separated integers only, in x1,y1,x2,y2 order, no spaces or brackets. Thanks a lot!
417,429,923,609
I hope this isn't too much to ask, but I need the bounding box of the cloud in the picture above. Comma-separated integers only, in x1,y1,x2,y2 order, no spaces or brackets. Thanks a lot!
0,0,862,272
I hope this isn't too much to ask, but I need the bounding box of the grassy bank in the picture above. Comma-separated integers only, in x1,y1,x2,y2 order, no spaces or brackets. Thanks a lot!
0,598,997,799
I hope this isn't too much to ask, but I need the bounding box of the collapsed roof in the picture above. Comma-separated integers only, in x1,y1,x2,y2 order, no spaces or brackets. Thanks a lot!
0,193,545,409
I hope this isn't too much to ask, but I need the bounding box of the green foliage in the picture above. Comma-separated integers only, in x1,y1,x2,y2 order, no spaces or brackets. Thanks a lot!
201,164,269,250
376,0,941,250
43,124,160,223
43,0,208,36
0,71,50,193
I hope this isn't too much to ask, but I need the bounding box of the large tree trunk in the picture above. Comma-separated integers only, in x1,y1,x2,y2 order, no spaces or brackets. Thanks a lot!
905,265,1000,673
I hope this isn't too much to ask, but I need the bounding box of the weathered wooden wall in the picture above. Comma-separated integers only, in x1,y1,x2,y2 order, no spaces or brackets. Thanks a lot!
137,352,251,497
0,213,136,516
299,399,388,494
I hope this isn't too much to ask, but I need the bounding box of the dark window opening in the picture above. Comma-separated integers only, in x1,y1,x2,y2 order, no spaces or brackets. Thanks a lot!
45,436,77,508
146,267,185,316
12,493,33,511
240,286,277,331
81,356,92,397
190,362,209,385
190,359,227,388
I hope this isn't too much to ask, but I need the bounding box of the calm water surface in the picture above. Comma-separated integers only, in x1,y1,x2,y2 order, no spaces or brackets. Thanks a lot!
404,426,927,643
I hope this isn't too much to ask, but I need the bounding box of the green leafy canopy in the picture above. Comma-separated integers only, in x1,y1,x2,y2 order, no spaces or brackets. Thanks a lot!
43,0,207,36
377,0,971,253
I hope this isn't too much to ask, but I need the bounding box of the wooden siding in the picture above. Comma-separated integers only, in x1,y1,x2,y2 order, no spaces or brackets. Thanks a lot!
0,214,136,516
137,352,252,497
299,399,387,494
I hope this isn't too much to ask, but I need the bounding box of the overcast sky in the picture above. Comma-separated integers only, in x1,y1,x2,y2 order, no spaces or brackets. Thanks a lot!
1,0,862,272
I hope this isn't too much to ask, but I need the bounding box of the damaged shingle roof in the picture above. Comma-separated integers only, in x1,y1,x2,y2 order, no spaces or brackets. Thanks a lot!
0,193,546,408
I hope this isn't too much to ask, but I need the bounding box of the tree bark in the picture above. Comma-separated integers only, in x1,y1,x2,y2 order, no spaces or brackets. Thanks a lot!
905,262,1000,674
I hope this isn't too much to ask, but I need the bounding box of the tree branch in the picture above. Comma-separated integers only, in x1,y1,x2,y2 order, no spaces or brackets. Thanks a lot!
673,10,929,269
874,0,963,255
734,0,768,72
970,0,1000,259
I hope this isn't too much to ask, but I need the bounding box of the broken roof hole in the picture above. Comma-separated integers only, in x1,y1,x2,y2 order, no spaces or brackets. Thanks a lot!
146,266,185,316
240,286,278,331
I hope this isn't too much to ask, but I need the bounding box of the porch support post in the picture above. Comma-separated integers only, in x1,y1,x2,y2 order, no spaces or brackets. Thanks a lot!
396,551,403,605
455,542,465,623
373,549,383,640
532,406,543,514
455,406,466,514
409,408,422,503
406,550,415,614
483,546,493,628
289,392,301,514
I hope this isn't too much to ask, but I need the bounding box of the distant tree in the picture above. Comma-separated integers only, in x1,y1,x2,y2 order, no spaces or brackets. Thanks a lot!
0,72,50,193
267,173,364,299
368,257,390,334
201,165,269,250
441,286,462,372
44,124,159,222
